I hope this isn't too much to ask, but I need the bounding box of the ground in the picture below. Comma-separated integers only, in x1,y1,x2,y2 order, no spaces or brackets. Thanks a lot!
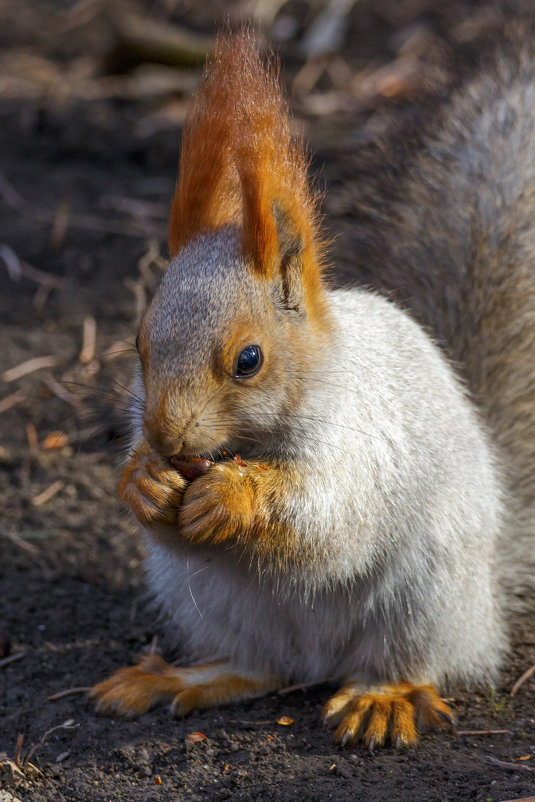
0,1,534,800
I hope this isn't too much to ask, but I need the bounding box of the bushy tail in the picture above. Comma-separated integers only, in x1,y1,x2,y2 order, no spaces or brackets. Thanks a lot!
346,28,535,607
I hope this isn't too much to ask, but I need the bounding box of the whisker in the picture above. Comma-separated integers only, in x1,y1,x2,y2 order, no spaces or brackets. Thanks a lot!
200,423,359,458
186,555,205,621
200,412,384,442
182,564,210,583
111,380,145,408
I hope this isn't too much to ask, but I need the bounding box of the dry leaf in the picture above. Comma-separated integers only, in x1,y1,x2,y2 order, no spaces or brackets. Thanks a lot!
43,431,69,450
186,731,207,743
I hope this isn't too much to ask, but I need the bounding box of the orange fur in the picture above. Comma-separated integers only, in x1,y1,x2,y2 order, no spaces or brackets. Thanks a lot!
91,654,278,716
178,458,306,572
119,440,304,565
323,682,455,748
118,439,186,528
169,31,325,297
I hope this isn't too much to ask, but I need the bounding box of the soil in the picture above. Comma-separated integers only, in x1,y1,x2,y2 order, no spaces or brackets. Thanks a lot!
1,1,534,801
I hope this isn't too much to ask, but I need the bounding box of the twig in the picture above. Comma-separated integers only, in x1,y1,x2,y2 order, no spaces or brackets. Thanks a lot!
17,258,65,309
100,195,167,219
0,170,163,239
15,529,61,540
19,260,65,290
0,390,25,414
23,720,78,767
3,355,57,383
101,340,135,361
0,652,26,669
32,480,64,507
15,733,24,765
277,677,332,695
457,729,511,736
50,201,70,250
79,316,97,365
301,0,360,57
41,374,85,413
0,170,26,209
48,686,91,701
0,528,40,556
114,15,214,68
0,243,22,280
26,422,39,456
486,756,535,773
498,796,535,802
510,662,535,698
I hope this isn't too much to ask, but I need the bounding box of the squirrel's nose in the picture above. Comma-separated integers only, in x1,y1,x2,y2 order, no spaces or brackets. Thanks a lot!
142,387,189,457
143,420,182,458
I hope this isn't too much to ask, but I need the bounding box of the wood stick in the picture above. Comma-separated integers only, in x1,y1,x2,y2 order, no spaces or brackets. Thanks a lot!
510,662,535,697
498,797,535,802
32,480,64,507
457,729,510,736
3,355,57,383
26,422,38,456
79,315,97,364
486,756,535,773
0,390,25,414
0,652,26,669
48,686,91,701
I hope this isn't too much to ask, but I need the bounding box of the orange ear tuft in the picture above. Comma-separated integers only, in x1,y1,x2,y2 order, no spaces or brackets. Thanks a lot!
169,30,324,287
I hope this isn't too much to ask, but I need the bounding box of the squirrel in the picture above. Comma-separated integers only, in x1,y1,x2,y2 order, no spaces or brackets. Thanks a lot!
90,28,534,748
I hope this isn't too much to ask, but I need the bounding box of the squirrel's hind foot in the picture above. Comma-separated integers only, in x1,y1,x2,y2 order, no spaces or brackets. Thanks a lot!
322,681,455,749
90,655,278,716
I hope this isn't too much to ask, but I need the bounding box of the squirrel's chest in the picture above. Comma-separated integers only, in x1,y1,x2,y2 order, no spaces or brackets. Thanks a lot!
145,545,387,681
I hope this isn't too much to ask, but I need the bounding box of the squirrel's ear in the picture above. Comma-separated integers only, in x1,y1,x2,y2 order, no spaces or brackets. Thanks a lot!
271,200,305,311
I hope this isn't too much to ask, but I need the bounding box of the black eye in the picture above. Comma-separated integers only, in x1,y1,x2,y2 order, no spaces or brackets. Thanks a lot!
234,344,263,378
135,334,139,351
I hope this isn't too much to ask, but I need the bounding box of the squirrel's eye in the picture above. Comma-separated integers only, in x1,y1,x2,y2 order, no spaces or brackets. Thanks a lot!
234,344,263,378
135,334,140,351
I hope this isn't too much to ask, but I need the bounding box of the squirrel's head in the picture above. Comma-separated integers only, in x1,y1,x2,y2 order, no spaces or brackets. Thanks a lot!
136,31,332,459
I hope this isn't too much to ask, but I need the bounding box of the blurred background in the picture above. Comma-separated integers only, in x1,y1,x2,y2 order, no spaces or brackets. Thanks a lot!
0,0,506,580
3,3,533,802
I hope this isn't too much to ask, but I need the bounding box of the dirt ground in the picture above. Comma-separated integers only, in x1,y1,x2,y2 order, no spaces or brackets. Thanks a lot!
1,1,534,800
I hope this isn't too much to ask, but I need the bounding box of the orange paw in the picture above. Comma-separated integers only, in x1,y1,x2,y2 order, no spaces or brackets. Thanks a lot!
90,656,279,717
90,654,185,716
179,460,257,544
118,441,186,526
323,682,455,749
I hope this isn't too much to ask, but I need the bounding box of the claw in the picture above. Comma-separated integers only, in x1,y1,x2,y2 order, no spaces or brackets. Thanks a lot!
323,682,454,748
438,709,456,728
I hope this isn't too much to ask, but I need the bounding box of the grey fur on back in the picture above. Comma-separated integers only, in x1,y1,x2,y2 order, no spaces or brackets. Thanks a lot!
340,30,535,607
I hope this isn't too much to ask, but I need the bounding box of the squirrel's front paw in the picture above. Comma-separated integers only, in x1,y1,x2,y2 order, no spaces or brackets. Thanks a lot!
179,460,256,544
119,441,186,526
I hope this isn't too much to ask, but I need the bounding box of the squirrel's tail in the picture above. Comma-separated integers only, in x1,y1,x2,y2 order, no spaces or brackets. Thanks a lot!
346,25,535,608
